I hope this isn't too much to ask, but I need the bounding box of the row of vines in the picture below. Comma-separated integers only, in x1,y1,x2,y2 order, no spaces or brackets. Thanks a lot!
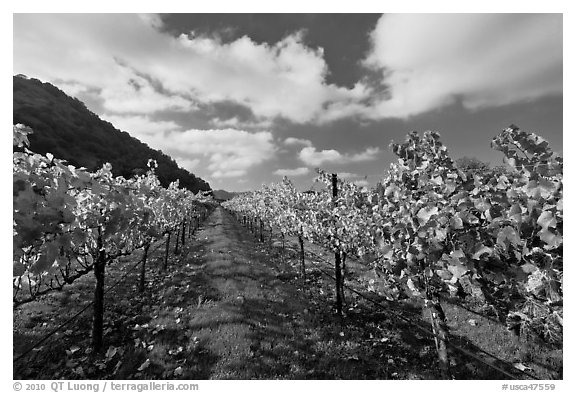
222,125,563,378
13,124,216,351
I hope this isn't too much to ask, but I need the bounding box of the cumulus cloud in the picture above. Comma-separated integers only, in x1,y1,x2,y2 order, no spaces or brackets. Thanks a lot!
13,14,365,124
284,137,313,147
137,128,276,179
273,167,310,176
13,13,562,129
138,13,164,29
352,179,370,187
167,32,342,122
102,114,181,136
299,147,341,166
99,70,193,114
348,147,380,161
175,158,201,172
337,172,361,179
361,14,562,118
101,116,273,178
55,81,91,98
210,116,273,130
299,146,380,166
14,14,197,115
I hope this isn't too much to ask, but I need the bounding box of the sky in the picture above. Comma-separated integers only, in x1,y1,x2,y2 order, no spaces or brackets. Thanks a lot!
13,13,563,191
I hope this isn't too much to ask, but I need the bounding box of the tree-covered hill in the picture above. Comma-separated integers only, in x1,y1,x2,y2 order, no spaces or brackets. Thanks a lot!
212,189,238,201
13,75,211,193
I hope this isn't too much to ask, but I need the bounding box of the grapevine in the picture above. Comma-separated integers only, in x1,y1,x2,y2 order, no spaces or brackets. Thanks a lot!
13,124,216,350
223,125,563,376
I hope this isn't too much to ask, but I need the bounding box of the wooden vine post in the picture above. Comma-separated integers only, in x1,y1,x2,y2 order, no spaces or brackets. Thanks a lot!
139,243,150,293
298,228,305,278
174,226,180,255
269,227,273,247
92,225,106,351
188,215,192,239
163,231,171,270
181,219,186,247
428,299,450,379
424,274,451,379
332,173,345,316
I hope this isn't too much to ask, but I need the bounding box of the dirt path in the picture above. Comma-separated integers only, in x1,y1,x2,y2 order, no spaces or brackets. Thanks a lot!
181,206,318,379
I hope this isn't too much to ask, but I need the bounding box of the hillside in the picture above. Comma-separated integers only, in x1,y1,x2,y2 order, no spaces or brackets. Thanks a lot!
13,75,211,193
212,189,237,201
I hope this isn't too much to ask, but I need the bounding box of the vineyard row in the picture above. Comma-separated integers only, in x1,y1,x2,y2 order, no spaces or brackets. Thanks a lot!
13,124,217,351
221,126,563,378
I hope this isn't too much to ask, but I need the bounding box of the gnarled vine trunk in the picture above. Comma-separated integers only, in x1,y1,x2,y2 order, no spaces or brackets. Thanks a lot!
92,227,106,351
425,297,450,379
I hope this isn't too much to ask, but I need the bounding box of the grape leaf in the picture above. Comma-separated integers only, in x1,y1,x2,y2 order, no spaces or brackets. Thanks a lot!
537,210,557,231
417,206,438,226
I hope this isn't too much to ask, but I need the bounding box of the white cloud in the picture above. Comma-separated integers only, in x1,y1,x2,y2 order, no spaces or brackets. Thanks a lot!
284,137,313,147
175,158,201,172
99,71,193,114
353,179,370,187
14,14,196,115
338,172,360,179
13,14,364,124
273,167,310,176
211,169,246,179
210,116,272,129
100,114,204,174
14,13,560,131
139,128,276,179
167,32,341,122
362,14,562,118
97,114,276,180
102,114,181,136
56,81,90,98
211,117,241,128
299,146,380,166
299,147,342,167
349,147,380,161
138,13,164,29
